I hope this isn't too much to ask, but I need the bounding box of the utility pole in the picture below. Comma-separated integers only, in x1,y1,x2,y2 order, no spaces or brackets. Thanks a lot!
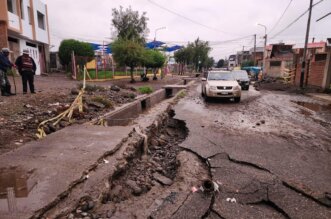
254,34,256,66
300,0,313,88
258,23,267,75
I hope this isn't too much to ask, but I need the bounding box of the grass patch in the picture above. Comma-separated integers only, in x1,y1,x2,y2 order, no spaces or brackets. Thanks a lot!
177,90,187,99
138,86,153,94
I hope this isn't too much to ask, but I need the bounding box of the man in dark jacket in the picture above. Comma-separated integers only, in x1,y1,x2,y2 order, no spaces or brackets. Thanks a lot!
15,49,37,94
0,48,15,96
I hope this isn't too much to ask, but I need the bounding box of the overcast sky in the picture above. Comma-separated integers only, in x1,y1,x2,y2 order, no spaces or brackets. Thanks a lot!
44,0,331,60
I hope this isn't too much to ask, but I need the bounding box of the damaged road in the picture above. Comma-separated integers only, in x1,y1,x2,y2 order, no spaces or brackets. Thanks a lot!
174,85,331,218
0,79,330,219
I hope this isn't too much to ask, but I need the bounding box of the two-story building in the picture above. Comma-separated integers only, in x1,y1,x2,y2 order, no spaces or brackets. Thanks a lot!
0,0,50,75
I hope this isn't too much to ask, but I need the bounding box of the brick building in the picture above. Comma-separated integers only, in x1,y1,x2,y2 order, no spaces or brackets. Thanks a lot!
265,43,294,78
0,0,50,75
293,40,331,90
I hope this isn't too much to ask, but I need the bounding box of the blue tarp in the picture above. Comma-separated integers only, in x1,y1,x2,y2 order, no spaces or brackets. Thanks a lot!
145,41,165,49
90,43,112,54
165,45,183,52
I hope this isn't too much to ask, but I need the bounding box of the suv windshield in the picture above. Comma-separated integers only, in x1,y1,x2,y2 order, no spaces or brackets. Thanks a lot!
208,72,234,81
233,71,249,80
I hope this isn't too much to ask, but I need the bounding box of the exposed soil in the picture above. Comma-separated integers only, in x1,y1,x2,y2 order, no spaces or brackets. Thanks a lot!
0,74,182,155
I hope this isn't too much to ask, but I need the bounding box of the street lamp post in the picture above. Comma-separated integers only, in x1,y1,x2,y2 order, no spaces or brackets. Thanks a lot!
154,26,166,48
257,23,267,76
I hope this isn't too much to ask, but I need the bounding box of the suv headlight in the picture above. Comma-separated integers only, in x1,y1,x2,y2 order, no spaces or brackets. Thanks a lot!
209,86,217,90
233,85,241,91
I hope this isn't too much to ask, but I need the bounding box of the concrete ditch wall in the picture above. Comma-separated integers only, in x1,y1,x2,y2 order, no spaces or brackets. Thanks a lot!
104,88,177,126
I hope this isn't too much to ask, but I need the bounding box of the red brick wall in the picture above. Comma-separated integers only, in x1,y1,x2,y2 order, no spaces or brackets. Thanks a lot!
295,60,326,87
0,21,8,49
308,61,326,87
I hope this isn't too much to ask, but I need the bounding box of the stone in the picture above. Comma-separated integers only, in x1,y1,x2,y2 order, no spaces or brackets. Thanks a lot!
71,88,80,95
261,120,265,124
126,179,143,195
256,122,261,126
110,85,121,92
87,101,105,109
153,173,173,185
59,121,71,128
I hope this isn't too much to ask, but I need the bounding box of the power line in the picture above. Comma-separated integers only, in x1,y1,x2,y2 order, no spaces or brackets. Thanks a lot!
147,0,242,36
268,0,293,34
270,0,324,39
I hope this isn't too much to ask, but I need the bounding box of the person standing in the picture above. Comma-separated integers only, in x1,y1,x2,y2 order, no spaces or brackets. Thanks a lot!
15,49,36,94
0,48,15,96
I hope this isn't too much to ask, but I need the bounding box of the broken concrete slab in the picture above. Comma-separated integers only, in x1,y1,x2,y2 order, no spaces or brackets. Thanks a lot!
0,124,132,218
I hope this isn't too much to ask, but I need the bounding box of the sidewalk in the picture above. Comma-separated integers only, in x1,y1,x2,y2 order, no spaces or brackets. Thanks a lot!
306,93,331,104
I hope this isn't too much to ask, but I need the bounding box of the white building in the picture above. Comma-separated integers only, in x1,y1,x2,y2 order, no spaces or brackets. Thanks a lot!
0,0,50,75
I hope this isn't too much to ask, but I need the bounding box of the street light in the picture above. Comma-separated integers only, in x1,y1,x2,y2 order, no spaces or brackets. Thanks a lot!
257,23,267,75
154,26,166,43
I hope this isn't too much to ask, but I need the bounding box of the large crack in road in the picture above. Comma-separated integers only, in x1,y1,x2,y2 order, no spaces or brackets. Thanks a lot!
174,84,331,219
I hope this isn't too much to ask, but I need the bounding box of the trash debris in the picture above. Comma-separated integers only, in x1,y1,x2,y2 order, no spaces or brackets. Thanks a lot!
191,186,198,193
48,102,60,107
226,197,237,203
103,158,109,164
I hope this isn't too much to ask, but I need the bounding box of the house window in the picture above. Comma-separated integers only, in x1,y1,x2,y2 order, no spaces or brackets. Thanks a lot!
37,11,45,30
27,6,32,24
7,0,17,14
270,61,281,67
315,54,327,62
20,0,24,19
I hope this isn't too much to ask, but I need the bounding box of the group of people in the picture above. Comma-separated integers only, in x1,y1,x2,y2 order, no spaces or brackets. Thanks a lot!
0,48,36,96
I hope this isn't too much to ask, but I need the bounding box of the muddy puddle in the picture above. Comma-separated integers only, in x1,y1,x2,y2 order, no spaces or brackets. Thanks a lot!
293,101,331,112
292,101,331,121
0,167,36,198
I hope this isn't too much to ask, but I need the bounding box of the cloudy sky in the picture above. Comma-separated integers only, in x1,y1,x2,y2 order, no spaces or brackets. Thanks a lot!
44,0,331,60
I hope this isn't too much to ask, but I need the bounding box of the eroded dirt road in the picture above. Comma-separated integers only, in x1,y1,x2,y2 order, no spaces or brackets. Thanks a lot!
174,84,331,218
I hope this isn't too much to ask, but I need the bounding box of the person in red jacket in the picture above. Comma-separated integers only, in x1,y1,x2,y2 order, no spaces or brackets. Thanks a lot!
15,49,37,94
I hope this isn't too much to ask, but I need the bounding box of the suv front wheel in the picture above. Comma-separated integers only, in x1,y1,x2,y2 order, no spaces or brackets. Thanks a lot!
234,97,241,103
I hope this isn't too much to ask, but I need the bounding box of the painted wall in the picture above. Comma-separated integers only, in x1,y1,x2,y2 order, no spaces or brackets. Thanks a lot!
20,0,33,39
33,0,48,44
8,12,20,30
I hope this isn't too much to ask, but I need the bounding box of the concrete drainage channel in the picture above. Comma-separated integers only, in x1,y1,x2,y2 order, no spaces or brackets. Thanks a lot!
28,79,216,218
36,110,211,219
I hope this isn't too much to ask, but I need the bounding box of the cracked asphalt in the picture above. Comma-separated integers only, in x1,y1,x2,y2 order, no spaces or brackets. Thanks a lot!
174,84,331,219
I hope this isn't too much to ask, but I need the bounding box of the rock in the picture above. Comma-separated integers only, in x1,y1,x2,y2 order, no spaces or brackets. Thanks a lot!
81,212,88,216
256,122,261,126
110,85,121,92
153,173,173,185
48,123,57,132
71,87,80,95
126,179,143,195
87,101,105,109
59,121,71,128
68,213,74,219
261,120,265,124
24,104,33,108
87,200,95,210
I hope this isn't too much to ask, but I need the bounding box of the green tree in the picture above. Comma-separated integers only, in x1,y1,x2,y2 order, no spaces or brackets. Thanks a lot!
111,6,149,44
207,57,215,69
112,38,144,83
58,39,94,69
241,60,254,67
144,49,166,80
217,59,225,68
191,38,211,72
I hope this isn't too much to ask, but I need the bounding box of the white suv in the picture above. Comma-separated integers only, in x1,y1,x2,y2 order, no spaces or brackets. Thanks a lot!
201,71,241,102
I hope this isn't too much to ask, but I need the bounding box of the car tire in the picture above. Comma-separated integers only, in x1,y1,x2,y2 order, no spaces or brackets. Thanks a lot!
201,88,205,96
246,86,249,91
234,97,241,103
